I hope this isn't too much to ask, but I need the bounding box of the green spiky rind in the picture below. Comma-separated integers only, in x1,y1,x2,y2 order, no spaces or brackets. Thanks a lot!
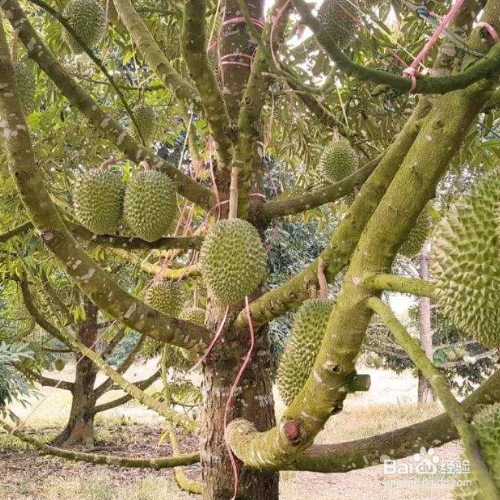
317,138,359,186
73,170,124,235
179,307,205,327
317,0,361,48
399,205,433,257
431,170,500,347
130,105,156,145
123,170,177,242
145,282,183,317
277,299,334,406
64,0,106,53
13,62,35,115
453,403,500,500
199,219,267,304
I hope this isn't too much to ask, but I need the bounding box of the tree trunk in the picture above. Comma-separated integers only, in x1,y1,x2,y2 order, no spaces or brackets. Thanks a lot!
54,298,99,447
201,312,278,500
417,250,436,404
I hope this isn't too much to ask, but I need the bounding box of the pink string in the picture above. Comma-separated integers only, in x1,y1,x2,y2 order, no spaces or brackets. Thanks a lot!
220,52,254,68
403,0,470,91
224,296,256,500
192,305,230,369
477,22,500,43
222,16,265,30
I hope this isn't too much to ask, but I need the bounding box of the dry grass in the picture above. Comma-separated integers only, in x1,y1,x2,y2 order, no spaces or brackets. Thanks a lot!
40,474,192,500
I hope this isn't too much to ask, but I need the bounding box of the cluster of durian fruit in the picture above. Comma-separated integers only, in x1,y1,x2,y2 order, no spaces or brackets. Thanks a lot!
73,167,177,241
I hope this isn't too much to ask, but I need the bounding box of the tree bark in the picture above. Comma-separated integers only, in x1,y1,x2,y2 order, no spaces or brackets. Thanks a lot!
417,249,436,404
54,298,99,447
201,315,278,500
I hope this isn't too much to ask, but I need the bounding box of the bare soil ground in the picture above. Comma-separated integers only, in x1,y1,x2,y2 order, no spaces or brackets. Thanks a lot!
0,364,468,500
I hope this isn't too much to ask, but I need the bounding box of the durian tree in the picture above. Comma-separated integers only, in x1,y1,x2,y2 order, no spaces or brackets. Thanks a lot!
5,0,500,499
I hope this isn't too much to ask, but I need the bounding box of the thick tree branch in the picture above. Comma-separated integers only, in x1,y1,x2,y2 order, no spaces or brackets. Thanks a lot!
369,297,500,499
181,0,232,168
262,156,381,218
112,0,197,104
69,222,204,250
287,366,500,472
364,273,436,299
1,0,214,209
292,0,500,94
0,421,199,468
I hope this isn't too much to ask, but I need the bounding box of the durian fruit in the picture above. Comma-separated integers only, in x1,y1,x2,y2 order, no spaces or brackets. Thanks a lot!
130,105,156,146
145,281,183,317
123,170,177,241
399,204,433,258
446,350,458,362
64,0,107,53
453,403,500,499
317,0,361,49
54,359,65,371
13,61,35,115
317,137,359,188
366,354,375,366
277,299,333,406
179,306,205,327
454,347,467,359
373,354,382,368
73,169,124,235
431,169,500,347
199,219,267,304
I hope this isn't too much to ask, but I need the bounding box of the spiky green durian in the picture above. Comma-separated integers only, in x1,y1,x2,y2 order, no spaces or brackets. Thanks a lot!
179,307,205,327
130,105,156,145
431,170,500,347
73,169,124,235
13,61,35,115
399,204,433,258
277,299,333,406
64,0,106,53
317,137,359,187
145,281,183,317
317,0,361,49
453,403,500,499
199,219,267,304
123,170,177,241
